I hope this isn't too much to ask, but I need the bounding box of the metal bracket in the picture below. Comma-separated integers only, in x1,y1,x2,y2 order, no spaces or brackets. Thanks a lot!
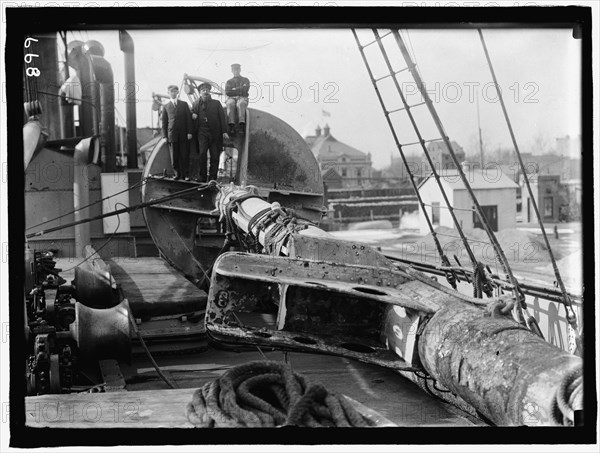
205,252,453,371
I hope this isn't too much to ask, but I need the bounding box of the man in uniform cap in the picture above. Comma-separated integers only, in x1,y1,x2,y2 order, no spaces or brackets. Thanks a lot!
225,63,250,135
191,82,229,182
161,84,193,180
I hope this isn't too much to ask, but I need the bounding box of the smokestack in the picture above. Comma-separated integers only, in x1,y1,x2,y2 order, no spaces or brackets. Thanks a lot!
86,40,116,173
119,30,138,169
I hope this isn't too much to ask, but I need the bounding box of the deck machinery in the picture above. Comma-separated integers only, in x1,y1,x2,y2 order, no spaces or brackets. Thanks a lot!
137,97,582,426
23,61,584,426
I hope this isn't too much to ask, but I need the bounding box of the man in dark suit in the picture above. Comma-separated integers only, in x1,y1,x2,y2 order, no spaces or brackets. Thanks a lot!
191,82,229,182
162,84,193,180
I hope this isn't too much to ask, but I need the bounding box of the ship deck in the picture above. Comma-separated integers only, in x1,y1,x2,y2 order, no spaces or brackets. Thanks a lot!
25,256,482,428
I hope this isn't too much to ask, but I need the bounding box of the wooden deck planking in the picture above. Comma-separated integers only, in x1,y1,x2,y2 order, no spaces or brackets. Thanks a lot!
107,257,207,318
117,348,477,427
26,348,477,427
41,257,480,428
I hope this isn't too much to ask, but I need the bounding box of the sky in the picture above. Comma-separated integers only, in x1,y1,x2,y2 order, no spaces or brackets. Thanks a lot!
58,26,582,169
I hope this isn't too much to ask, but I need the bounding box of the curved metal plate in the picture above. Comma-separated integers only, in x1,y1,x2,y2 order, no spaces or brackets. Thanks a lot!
141,108,324,284
245,109,323,194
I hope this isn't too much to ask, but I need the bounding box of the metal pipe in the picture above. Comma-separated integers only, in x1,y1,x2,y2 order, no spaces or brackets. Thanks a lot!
73,139,91,258
67,41,97,137
58,32,74,139
119,30,138,169
86,41,116,173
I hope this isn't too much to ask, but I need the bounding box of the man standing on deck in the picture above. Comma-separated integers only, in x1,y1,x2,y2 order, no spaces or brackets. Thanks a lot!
192,82,229,182
225,63,250,135
162,84,193,180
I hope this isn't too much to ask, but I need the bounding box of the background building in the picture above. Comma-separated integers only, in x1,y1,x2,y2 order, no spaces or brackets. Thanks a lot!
417,168,518,234
521,174,567,223
305,124,373,188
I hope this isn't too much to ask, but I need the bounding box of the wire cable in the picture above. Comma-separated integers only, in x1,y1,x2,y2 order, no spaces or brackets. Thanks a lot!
478,29,578,345
59,202,122,273
26,177,146,231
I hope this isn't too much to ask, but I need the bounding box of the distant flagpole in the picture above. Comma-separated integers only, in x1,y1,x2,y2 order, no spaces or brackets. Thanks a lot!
476,87,484,169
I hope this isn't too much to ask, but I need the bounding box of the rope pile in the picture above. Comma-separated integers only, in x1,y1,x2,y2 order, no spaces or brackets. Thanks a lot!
551,367,583,426
186,360,376,427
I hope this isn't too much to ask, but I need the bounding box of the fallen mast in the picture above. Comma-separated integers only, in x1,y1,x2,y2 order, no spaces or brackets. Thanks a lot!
207,183,583,426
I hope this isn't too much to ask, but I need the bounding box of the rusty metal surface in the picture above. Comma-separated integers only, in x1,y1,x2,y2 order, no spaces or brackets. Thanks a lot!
245,109,322,195
244,109,324,224
204,252,454,371
288,232,393,266
418,300,582,425
140,107,325,280
141,177,220,283
210,252,442,314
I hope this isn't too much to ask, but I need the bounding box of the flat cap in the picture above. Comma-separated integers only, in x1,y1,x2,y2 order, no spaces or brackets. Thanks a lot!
167,84,178,91
231,63,241,68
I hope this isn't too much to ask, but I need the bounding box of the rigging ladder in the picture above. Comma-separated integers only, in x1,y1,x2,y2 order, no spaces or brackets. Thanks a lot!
351,28,572,344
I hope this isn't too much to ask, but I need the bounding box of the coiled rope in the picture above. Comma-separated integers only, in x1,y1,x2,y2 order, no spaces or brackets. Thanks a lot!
551,367,583,426
186,360,376,427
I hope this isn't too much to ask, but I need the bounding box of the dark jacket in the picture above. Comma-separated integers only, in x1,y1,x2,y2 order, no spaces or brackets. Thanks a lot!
192,96,228,138
225,75,250,98
162,100,193,142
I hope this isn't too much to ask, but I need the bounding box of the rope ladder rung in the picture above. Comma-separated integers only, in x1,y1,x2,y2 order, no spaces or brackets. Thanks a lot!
422,203,476,213
360,30,393,49
385,101,427,116
435,232,492,246
399,137,443,148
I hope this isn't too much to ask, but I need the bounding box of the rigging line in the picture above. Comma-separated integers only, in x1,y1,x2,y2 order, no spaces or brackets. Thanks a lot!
352,28,457,289
157,210,212,286
26,182,207,239
127,308,177,390
59,203,122,273
477,29,578,339
113,106,145,148
36,90,100,114
404,29,419,70
389,29,527,322
372,28,478,269
25,177,147,231
388,254,583,303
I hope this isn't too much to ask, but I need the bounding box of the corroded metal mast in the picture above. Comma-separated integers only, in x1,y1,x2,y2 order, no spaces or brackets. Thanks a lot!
206,183,583,426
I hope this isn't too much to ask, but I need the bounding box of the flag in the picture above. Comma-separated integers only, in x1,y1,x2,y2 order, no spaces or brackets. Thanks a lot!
321,109,331,117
